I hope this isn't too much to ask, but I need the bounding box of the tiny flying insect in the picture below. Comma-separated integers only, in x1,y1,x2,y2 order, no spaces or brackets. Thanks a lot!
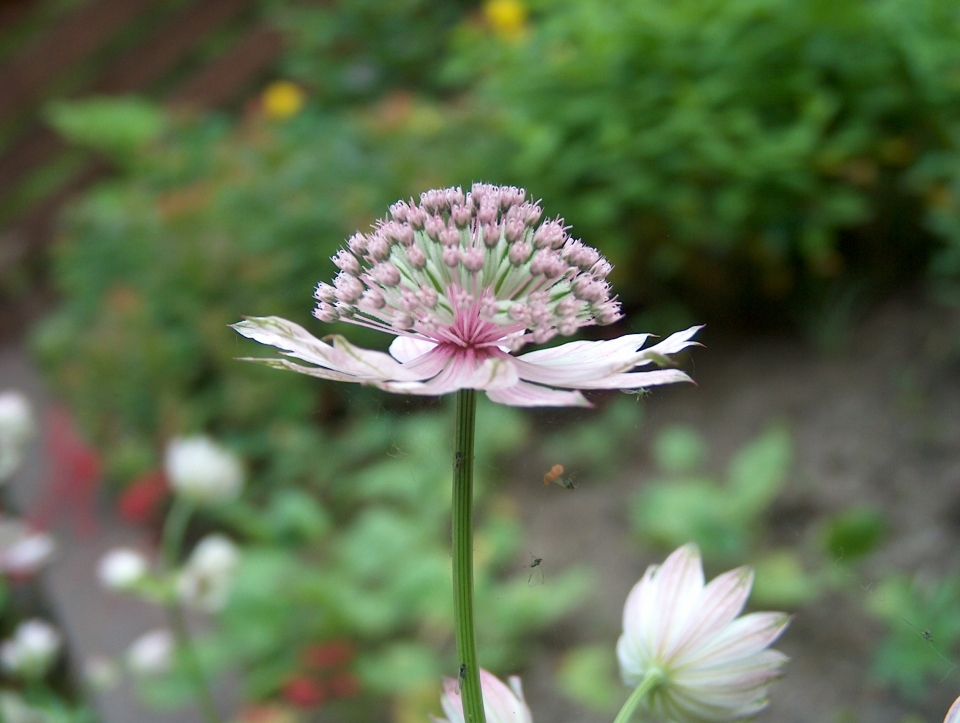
457,663,467,693
903,619,957,681
527,555,544,587
543,463,578,490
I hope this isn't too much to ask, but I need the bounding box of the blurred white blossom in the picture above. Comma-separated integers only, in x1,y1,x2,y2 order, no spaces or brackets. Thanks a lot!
0,518,54,576
84,654,121,690
0,619,61,679
617,543,790,722
177,534,240,612
165,436,244,504
436,668,532,723
127,628,174,676
946,696,960,723
97,548,149,590
0,391,35,482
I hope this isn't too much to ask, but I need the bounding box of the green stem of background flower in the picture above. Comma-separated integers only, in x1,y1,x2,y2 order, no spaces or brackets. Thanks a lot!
452,389,486,723
612,668,664,723
160,496,221,723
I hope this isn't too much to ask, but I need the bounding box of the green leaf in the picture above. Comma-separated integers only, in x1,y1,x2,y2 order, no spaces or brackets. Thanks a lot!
556,645,624,713
45,97,168,159
727,427,791,514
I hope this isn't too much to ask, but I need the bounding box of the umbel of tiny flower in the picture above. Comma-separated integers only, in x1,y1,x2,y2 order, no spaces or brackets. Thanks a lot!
233,184,700,407
617,544,791,722
434,668,532,723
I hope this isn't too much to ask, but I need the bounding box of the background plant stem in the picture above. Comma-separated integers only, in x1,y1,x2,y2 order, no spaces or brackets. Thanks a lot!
160,496,221,723
452,389,485,723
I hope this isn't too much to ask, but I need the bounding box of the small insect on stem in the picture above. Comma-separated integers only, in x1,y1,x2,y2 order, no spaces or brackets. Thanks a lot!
903,618,957,681
528,555,544,587
543,463,578,490
457,663,467,693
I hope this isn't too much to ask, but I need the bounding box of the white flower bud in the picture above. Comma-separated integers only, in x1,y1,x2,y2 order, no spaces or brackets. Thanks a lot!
177,534,240,612
97,548,149,590
127,629,173,676
165,436,244,504
0,620,61,679
0,391,35,482
0,526,54,576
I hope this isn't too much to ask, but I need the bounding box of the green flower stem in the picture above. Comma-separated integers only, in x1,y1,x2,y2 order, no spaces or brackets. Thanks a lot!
452,389,485,723
612,669,664,723
160,496,221,723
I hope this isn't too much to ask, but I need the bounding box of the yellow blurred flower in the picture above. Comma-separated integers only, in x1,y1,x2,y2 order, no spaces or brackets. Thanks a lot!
484,0,528,40
262,81,305,120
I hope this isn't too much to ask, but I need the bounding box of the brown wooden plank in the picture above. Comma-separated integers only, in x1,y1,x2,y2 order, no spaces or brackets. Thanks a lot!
0,0,39,47
0,0,253,200
166,24,282,109
0,23,283,272
0,0,158,122
95,0,254,94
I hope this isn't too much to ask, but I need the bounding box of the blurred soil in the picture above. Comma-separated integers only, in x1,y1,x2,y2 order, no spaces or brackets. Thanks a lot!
508,293,960,723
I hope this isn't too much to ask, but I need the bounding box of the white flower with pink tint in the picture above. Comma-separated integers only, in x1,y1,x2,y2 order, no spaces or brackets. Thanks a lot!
234,184,700,407
946,696,960,723
617,544,790,722
435,668,531,723
0,518,54,576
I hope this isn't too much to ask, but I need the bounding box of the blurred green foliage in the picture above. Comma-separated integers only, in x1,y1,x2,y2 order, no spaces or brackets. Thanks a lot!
452,0,960,321
555,644,624,714
867,575,960,698
632,425,792,561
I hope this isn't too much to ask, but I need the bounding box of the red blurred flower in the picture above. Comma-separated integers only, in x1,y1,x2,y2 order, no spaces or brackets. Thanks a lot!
328,672,361,699
117,470,169,524
301,639,354,670
281,676,326,708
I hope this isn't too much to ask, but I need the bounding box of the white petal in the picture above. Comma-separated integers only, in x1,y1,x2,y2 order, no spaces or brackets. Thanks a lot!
238,358,366,383
669,567,753,663
514,326,701,387
233,317,428,381
389,335,437,363
466,358,520,390
649,544,706,661
680,612,791,669
562,369,693,390
485,382,590,408
945,696,960,723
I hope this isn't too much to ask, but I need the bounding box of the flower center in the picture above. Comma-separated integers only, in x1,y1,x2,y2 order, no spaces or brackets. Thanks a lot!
313,184,622,352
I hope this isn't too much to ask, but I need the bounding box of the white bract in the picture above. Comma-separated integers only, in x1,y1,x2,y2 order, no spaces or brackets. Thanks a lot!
127,629,174,676
234,184,700,408
97,548,149,590
0,619,61,679
0,518,54,576
165,436,244,504
177,534,240,612
0,391,35,482
617,544,790,722
435,668,532,723
946,696,960,723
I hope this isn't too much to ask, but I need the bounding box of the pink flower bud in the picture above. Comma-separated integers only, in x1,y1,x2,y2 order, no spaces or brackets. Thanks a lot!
313,303,340,322
366,235,392,261
314,283,337,303
509,242,532,266
334,273,364,302
333,250,360,275
359,289,385,310
443,247,460,267
405,246,427,269
440,226,460,247
372,263,401,287
462,248,485,272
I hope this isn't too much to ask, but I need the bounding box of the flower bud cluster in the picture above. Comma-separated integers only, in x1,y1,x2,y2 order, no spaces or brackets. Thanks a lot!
313,184,621,349
0,620,61,679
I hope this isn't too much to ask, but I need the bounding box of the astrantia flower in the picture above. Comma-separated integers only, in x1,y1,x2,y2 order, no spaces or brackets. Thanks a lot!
177,534,240,612
127,629,174,676
946,696,960,723
617,544,790,722
97,548,149,590
0,518,54,576
165,436,244,504
435,668,532,723
0,620,61,679
233,184,700,407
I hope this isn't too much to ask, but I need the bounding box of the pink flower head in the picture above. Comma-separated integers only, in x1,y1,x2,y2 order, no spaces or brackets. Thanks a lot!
233,184,700,407
435,668,531,723
946,697,960,723
617,544,790,722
